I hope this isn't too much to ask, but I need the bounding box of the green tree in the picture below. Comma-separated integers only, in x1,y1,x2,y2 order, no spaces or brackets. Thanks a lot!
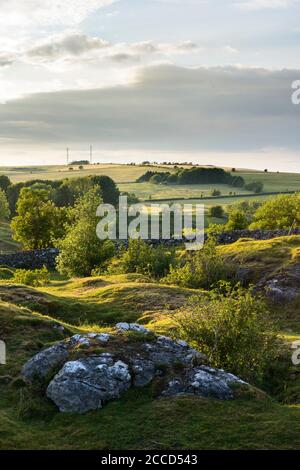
225,209,249,230
209,205,224,218
11,188,66,249
0,175,11,194
89,175,120,206
56,187,114,277
250,194,300,230
0,189,10,220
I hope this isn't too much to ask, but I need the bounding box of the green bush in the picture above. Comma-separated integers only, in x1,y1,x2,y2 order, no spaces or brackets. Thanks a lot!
163,238,235,289
225,209,249,230
209,205,224,218
0,267,14,280
13,266,50,287
108,239,174,278
174,284,278,383
250,194,300,230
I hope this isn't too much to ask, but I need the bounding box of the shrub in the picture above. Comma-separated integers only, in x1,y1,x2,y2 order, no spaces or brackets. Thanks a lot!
250,194,300,230
108,239,174,278
244,181,264,193
0,267,14,280
209,205,224,218
163,238,236,289
225,209,249,230
0,188,10,221
13,266,50,287
174,284,278,383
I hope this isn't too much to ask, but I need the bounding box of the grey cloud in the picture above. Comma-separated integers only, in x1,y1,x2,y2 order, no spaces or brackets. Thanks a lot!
0,65,299,152
0,34,202,68
27,34,109,59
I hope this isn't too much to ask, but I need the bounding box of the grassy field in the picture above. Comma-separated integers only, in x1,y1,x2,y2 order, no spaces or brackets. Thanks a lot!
1,163,300,194
1,262,300,449
0,164,173,184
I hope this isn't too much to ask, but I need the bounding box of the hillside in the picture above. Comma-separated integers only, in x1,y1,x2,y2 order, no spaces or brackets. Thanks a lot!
1,266,300,449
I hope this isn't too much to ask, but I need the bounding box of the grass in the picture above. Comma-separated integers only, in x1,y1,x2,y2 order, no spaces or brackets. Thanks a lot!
0,274,193,328
1,234,300,448
0,221,20,254
1,297,300,450
0,164,173,184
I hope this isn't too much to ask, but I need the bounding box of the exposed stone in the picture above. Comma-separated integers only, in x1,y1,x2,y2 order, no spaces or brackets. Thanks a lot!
116,322,150,334
87,333,110,343
143,335,206,366
131,358,156,386
22,324,250,414
46,355,131,414
162,365,246,400
21,343,69,384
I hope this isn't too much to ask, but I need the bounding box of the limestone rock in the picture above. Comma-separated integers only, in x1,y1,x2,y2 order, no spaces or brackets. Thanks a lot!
162,365,246,400
21,343,69,384
46,355,131,414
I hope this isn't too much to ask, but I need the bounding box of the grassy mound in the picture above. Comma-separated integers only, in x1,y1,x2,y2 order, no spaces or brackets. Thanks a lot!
1,271,300,449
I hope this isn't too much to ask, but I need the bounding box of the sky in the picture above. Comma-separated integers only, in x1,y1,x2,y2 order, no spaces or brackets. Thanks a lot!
0,0,300,171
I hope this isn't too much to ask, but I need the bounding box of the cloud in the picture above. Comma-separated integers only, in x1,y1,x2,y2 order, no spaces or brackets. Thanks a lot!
0,0,116,28
27,34,110,61
0,33,202,69
0,64,298,154
236,0,294,10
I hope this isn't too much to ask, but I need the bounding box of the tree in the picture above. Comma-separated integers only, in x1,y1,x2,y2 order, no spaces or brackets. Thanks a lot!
89,175,120,206
209,205,224,218
250,194,300,230
225,210,249,230
244,181,264,194
0,189,10,220
0,175,11,194
56,187,115,277
11,188,66,249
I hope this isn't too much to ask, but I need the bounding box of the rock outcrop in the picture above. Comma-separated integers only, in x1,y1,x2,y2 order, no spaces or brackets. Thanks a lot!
21,324,249,414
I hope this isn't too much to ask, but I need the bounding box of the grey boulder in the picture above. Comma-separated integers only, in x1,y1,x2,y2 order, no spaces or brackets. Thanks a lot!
21,343,69,384
46,354,131,413
162,365,246,400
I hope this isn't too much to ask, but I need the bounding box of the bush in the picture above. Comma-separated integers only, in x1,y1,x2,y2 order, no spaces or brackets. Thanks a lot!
0,267,14,280
244,181,264,193
163,238,235,289
209,205,224,218
225,209,249,230
108,239,174,278
13,266,50,287
174,284,278,383
250,194,300,230
0,188,10,221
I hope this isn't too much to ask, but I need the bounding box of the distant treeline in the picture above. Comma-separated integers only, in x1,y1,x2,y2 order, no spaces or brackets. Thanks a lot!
69,160,90,166
0,174,121,215
137,167,263,193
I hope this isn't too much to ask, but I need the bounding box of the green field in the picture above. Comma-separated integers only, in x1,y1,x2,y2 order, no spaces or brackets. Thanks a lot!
1,164,300,194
